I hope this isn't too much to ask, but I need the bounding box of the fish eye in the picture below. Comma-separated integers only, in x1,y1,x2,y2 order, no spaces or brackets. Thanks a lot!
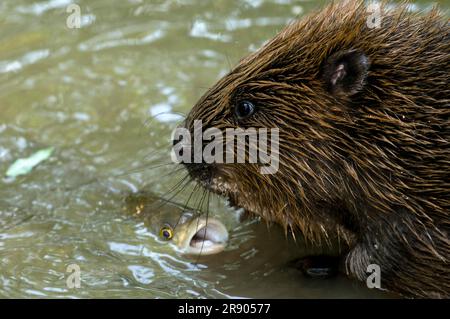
159,225,174,240
235,100,255,120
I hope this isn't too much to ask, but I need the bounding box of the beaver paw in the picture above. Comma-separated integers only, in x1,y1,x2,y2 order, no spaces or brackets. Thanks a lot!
290,256,340,279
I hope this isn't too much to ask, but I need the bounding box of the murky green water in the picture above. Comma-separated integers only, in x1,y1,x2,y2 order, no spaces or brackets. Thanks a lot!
0,0,447,298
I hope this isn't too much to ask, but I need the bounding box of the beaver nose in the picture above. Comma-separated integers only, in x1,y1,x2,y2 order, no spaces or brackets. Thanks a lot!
185,162,211,179
172,135,206,166
173,139,213,182
172,136,182,147
172,130,208,164
171,121,216,182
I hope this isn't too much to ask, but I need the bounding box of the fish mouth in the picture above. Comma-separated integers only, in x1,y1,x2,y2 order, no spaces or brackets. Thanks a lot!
174,217,229,255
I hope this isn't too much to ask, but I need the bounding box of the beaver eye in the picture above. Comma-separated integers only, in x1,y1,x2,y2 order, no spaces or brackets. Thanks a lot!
159,225,174,240
235,100,255,120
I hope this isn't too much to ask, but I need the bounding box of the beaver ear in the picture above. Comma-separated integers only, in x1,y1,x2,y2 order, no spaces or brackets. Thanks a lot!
322,49,370,97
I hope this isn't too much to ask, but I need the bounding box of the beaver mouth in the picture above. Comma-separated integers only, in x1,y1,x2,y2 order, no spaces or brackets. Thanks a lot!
186,165,248,213
199,176,241,207
201,176,235,195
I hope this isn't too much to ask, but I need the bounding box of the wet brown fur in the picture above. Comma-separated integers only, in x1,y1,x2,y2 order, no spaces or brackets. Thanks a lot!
182,0,449,298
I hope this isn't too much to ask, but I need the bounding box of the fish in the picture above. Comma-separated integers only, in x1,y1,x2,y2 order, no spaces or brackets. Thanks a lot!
123,191,229,255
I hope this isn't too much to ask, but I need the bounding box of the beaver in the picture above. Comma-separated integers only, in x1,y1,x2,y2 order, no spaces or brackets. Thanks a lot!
177,0,449,298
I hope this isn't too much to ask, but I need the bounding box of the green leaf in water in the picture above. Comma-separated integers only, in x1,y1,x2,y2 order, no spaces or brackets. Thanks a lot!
6,147,54,178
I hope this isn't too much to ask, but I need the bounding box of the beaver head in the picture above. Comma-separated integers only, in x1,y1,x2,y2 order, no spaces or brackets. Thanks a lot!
178,1,379,243
176,0,449,297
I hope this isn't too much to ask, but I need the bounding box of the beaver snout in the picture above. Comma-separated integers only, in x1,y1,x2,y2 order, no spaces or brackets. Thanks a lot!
172,134,185,148
172,139,215,184
184,162,213,185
